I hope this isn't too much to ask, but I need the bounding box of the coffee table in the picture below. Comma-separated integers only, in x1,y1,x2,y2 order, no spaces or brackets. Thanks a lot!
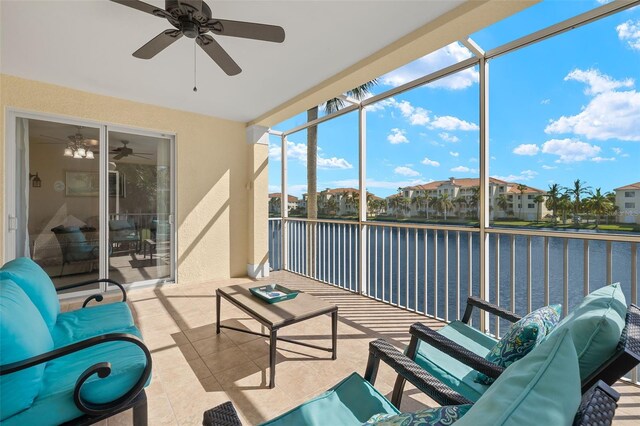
216,282,338,388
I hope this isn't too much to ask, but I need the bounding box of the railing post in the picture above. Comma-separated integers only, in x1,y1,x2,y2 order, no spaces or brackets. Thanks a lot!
478,53,490,333
359,104,368,295
281,134,288,271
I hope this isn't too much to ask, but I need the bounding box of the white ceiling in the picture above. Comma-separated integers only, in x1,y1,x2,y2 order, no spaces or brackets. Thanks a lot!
0,0,464,123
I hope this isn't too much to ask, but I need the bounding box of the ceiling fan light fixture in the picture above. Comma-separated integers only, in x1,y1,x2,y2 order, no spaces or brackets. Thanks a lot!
73,151,83,159
85,150,95,160
77,147,86,157
64,147,74,157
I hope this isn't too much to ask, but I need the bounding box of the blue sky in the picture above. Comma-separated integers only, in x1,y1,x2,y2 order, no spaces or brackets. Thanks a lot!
269,0,640,199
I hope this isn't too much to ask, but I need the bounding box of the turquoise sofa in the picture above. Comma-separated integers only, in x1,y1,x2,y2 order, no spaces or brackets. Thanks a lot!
0,257,151,426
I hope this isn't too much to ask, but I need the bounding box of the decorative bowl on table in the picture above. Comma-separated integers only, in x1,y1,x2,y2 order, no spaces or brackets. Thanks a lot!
249,284,299,304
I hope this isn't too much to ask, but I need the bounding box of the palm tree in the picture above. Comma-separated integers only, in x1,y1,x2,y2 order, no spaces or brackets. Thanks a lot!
496,194,509,218
534,194,546,222
453,196,467,217
568,179,592,224
469,186,480,219
435,193,454,220
585,188,613,229
557,193,572,225
546,183,561,225
269,196,281,216
306,81,378,220
516,184,528,219
326,197,339,216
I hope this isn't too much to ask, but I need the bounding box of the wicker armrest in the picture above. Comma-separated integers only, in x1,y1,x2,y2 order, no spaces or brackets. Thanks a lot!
461,296,522,324
573,380,620,426
410,322,504,380
366,339,472,406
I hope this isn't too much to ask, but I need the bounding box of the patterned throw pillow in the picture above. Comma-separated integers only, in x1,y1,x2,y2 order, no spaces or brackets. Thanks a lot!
364,405,472,426
475,304,562,385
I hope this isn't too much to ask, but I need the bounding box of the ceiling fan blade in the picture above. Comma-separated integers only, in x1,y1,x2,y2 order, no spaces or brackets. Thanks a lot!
133,30,183,59
110,0,171,18
197,34,241,76
131,154,153,159
39,135,68,143
206,19,285,43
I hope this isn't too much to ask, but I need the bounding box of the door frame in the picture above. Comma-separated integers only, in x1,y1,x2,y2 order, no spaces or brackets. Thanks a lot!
4,108,177,297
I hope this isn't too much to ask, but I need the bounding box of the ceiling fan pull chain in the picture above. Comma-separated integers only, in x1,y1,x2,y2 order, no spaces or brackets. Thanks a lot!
193,40,198,92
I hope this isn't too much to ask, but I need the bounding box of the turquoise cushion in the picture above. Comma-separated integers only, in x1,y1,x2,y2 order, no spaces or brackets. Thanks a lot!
51,302,135,348
414,321,496,402
259,373,399,426
3,326,150,426
547,283,627,380
476,304,561,385
456,329,581,426
364,404,472,425
0,257,60,329
0,279,54,420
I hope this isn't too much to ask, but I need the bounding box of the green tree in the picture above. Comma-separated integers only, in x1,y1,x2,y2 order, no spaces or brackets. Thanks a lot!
435,193,454,220
469,186,480,219
568,179,592,223
496,194,509,217
557,193,572,225
534,194,546,222
585,188,613,229
516,184,528,219
453,196,467,217
546,183,562,225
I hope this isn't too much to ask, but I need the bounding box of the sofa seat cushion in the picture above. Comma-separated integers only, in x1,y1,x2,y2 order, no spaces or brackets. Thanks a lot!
52,302,135,348
414,321,496,402
0,257,60,329
455,329,581,426
259,373,399,426
2,326,150,426
0,279,54,421
364,405,473,425
547,283,627,380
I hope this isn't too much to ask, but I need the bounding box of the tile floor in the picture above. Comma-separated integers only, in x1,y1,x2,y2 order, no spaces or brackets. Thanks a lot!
60,271,640,425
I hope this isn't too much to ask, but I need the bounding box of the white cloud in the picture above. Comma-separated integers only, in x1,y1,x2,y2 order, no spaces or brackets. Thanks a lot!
430,116,479,131
449,151,459,157
541,138,601,163
268,184,281,192
387,128,409,144
381,42,478,89
541,165,557,170
287,184,308,197
617,20,640,51
450,166,477,173
269,140,352,169
439,132,460,143
541,99,551,105
470,157,479,163
421,157,440,167
591,156,615,162
513,143,540,156
394,166,420,177
332,178,424,190
491,170,538,182
545,90,640,141
612,147,623,155
564,68,634,95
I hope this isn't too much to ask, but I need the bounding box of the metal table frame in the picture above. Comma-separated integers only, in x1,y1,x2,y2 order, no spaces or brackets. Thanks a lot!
216,289,338,388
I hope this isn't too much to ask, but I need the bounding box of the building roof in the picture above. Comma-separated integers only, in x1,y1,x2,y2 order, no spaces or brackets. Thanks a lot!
614,182,640,191
405,177,545,194
268,193,299,202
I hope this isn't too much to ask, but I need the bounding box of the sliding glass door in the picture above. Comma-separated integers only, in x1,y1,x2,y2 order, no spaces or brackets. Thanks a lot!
5,111,175,294
107,128,174,284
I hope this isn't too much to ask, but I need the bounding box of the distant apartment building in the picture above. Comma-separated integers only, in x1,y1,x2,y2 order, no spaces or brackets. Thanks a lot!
386,177,549,220
268,193,299,215
300,188,384,217
614,182,640,224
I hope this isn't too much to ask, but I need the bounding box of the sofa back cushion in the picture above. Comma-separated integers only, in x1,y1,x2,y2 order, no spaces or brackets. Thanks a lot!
455,329,581,426
0,257,60,330
0,279,54,420
548,283,627,380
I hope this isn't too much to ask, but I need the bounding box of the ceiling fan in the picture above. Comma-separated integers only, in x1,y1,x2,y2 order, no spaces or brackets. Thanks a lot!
110,141,153,160
40,126,99,159
110,0,285,76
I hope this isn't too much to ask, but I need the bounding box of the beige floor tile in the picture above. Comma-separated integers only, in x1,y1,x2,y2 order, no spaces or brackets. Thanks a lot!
191,333,237,357
202,346,253,375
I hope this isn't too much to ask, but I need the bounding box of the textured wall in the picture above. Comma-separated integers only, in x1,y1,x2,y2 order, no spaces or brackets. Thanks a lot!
1,74,250,283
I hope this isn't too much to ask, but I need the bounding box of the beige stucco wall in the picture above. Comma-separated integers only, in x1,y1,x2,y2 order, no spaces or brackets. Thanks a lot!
0,74,257,283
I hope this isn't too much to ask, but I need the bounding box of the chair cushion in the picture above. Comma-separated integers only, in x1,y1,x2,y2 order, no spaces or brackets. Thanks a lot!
2,326,150,426
109,220,134,231
414,321,496,402
0,279,54,420
259,373,399,426
51,302,135,348
475,304,561,385
455,329,581,426
0,257,60,329
364,404,472,425
547,283,627,380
